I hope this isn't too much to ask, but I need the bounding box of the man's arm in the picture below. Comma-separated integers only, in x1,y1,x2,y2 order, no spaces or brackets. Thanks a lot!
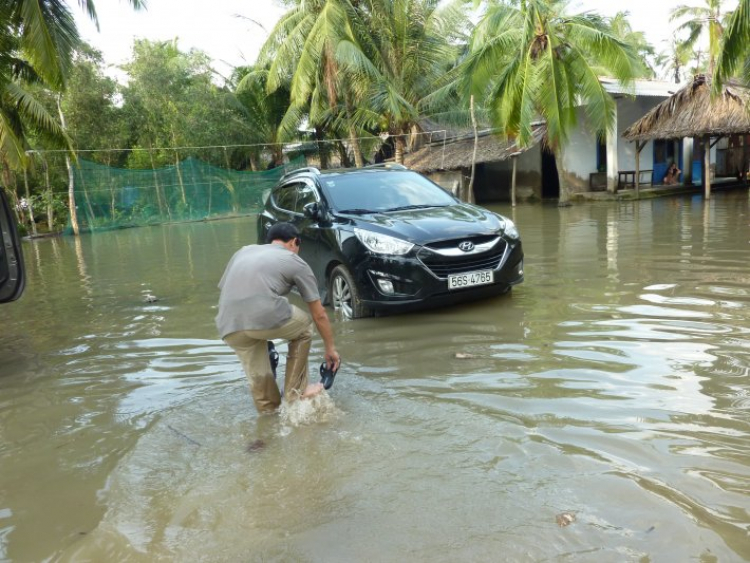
307,299,341,371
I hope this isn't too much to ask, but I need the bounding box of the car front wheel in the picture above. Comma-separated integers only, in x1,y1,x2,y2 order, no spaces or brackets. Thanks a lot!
329,265,371,319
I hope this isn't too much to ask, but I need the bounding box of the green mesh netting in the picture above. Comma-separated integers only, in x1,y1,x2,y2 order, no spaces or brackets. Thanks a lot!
68,156,306,231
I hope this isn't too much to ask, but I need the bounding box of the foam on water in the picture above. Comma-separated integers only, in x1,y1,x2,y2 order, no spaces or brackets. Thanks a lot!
278,391,341,433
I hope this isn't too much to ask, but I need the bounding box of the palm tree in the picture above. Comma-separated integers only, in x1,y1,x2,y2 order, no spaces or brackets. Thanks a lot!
715,0,750,87
461,0,641,199
259,0,372,167
655,37,694,83
259,0,469,167
74,0,147,29
610,11,657,78
670,0,731,78
349,0,470,163
233,66,292,170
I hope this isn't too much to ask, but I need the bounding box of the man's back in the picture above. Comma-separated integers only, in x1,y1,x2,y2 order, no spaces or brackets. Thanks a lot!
216,244,319,337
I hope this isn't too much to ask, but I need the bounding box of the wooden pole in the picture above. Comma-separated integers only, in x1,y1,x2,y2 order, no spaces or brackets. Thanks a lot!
468,95,478,204
704,136,711,200
635,141,641,199
511,155,517,208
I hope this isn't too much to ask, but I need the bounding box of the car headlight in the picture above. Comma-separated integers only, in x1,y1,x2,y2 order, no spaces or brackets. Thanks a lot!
499,217,520,240
354,228,414,255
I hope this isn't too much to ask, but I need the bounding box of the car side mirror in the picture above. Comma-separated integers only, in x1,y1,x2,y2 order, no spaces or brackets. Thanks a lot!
303,202,321,220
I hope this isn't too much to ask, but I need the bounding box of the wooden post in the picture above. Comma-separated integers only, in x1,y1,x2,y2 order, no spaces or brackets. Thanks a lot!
468,95,478,204
635,141,641,199
511,155,517,207
704,136,711,199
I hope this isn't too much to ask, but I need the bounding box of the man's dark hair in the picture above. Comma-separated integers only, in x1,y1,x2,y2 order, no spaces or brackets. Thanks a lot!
266,222,300,244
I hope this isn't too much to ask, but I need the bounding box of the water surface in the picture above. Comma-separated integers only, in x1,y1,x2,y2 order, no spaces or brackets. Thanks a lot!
1,192,749,561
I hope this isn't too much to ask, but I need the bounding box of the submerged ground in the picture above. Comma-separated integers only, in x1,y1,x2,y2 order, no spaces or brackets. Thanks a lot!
1,192,749,561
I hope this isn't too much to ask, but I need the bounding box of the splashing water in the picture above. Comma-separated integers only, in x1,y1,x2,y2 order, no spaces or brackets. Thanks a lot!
278,391,340,434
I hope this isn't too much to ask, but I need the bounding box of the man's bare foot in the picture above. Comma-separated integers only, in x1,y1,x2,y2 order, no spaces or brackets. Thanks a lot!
301,382,324,398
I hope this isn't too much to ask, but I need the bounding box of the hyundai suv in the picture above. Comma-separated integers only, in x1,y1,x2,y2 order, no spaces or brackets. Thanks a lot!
257,164,523,318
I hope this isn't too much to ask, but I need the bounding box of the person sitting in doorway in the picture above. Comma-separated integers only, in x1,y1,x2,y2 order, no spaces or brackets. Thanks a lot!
663,162,681,185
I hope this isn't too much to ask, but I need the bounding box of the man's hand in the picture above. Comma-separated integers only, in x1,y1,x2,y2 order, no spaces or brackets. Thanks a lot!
307,299,341,371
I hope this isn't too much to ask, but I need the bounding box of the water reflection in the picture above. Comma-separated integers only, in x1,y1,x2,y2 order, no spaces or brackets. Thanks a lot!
0,195,749,561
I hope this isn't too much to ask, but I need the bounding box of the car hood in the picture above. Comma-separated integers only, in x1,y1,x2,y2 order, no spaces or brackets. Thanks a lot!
342,203,504,243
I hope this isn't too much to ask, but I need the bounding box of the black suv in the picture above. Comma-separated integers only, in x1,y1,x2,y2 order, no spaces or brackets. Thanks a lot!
257,164,523,318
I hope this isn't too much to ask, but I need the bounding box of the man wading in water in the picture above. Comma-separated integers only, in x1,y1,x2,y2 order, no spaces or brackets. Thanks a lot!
216,222,340,413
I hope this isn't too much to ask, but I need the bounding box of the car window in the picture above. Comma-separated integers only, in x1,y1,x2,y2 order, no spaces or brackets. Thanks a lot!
294,182,318,214
271,183,298,212
321,171,456,212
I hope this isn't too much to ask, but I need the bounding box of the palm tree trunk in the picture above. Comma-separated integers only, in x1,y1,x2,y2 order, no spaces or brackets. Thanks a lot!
43,156,54,231
555,147,569,204
23,168,37,236
349,125,364,168
394,131,406,165
9,173,25,227
316,127,329,169
57,96,79,235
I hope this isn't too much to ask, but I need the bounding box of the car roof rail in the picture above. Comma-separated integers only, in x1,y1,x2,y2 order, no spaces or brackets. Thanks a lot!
362,163,409,170
280,166,321,180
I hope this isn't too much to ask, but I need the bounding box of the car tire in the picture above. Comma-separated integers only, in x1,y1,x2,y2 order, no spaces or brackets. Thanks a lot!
329,265,371,319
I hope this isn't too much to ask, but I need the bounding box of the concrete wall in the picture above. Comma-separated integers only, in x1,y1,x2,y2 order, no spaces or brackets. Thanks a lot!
616,96,663,172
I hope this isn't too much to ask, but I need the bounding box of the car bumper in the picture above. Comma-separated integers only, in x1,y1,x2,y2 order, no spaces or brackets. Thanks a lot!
349,241,524,312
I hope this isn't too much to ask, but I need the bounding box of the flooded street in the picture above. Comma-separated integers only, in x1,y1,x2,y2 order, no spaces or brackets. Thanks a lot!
1,192,750,562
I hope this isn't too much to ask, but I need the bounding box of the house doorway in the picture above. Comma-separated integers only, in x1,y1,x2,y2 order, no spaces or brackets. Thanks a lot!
653,139,683,184
542,149,560,198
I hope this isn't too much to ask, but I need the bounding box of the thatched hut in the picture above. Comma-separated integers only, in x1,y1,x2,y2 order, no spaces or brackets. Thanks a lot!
404,124,550,203
623,74,750,198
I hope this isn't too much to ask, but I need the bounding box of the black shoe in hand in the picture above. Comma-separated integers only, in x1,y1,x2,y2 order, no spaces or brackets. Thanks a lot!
268,341,279,379
319,362,339,390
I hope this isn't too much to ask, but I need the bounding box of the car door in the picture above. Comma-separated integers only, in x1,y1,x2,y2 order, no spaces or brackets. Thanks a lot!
0,189,26,303
291,180,323,283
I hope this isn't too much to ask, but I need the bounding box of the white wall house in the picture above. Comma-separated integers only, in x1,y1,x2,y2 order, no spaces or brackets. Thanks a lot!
560,78,694,194
406,79,713,202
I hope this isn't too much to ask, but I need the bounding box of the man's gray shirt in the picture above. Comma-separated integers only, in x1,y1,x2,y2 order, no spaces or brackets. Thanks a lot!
215,244,320,338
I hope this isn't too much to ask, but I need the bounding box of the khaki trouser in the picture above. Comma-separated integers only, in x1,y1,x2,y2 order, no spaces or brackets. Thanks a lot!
224,306,314,413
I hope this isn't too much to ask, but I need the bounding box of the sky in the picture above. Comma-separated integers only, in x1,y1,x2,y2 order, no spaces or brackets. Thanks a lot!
74,0,738,82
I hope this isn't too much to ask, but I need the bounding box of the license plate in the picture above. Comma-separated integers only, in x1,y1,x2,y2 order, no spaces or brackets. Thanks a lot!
447,270,494,290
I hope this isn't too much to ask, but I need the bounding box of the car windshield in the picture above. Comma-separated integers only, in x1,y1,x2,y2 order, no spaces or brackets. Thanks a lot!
321,171,456,213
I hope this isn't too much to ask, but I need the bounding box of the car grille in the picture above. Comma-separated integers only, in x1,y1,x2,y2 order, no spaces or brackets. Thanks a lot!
418,239,508,278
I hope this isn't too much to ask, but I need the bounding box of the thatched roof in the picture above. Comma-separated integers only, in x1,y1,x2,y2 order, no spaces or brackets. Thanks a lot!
404,124,546,173
623,75,750,142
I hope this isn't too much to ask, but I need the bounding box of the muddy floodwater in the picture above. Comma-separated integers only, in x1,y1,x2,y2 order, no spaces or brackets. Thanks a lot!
1,192,750,562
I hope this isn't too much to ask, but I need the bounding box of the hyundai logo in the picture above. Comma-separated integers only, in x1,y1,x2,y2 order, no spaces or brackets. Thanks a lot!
458,241,475,252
